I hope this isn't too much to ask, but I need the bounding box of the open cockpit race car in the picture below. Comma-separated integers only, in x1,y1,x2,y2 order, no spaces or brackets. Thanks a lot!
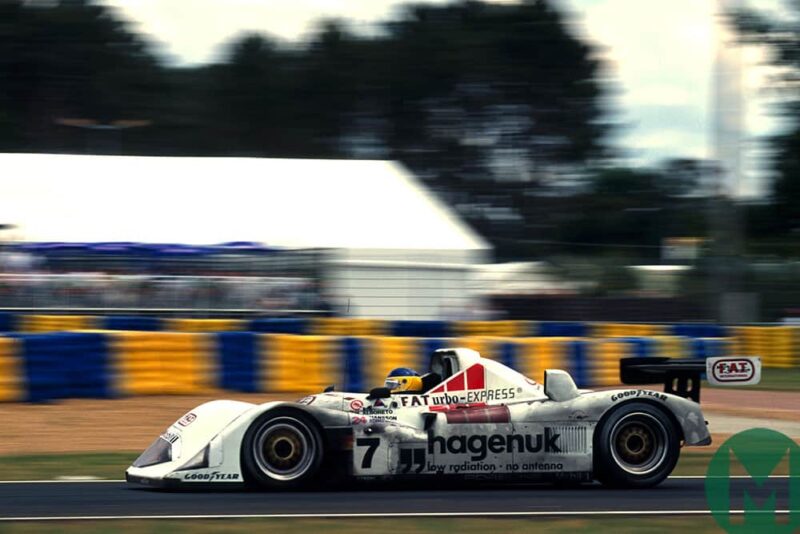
126,348,761,489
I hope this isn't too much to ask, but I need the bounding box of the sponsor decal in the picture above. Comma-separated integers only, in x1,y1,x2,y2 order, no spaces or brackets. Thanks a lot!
396,387,516,408
183,471,239,481
710,358,755,383
382,363,518,408
425,461,563,474
570,410,589,420
428,428,561,461
423,459,564,475
297,395,316,405
610,389,667,402
349,399,364,412
177,412,197,427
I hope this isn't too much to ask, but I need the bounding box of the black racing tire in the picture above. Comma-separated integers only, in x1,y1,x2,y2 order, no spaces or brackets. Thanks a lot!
241,408,324,490
593,401,680,488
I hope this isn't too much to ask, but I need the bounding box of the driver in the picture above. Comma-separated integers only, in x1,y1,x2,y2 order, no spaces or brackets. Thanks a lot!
384,367,422,394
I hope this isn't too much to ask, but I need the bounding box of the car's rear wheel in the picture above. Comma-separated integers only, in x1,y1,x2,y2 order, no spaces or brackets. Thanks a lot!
241,408,323,489
594,401,680,488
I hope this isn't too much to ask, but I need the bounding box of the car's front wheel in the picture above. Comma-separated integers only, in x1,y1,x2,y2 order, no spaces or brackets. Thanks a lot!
594,401,680,488
241,408,324,489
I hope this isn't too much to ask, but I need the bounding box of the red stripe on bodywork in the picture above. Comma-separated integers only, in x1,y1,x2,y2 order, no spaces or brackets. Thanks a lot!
447,371,465,392
429,363,484,393
466,364,485,389
443,405,510,424
429,402,487,412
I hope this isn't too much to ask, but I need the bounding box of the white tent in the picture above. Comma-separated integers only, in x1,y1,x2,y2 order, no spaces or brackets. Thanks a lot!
0,154,491,318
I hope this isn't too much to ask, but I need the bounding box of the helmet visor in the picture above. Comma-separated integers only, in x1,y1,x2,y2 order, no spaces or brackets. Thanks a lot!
384,378,403,391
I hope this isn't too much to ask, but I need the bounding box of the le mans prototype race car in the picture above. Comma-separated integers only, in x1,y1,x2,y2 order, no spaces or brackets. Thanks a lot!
126,348,761,489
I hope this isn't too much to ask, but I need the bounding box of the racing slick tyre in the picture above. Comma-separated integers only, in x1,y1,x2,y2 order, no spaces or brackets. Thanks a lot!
593,401,680,488
241,408,324,489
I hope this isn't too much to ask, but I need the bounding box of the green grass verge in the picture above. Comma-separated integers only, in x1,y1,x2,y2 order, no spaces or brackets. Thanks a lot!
708,366,800,392
0,517,730,534
674,451,790,476
0,452,136,481
0,449,790,481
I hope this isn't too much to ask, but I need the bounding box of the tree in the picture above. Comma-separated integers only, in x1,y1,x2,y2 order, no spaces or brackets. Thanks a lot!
551,163,710,256
0,0,164,153
366,0,610,176
733,5,800,234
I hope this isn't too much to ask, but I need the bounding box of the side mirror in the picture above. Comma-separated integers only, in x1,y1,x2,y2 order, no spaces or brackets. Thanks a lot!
323,385,335,393
367,387,391,400
544,370,579,402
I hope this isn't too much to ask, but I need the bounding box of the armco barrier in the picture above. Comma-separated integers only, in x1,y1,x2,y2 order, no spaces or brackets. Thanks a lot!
0,311,796,361
19,314,99,333
217,332,261,393
112,332,214,396
534,322,590,337
0,312,15,333
103,315,162,331
165,318,245,332
18,332,111,402
0,331,796,403
0,337,22,402
312,318,387,336
594,323,666,337
248,318,308,335
453,321,529,337
389,320,452,338
365,336,423,390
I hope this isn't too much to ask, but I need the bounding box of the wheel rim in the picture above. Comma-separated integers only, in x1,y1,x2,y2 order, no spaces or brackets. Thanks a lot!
609,412,668,475
253,417,316,481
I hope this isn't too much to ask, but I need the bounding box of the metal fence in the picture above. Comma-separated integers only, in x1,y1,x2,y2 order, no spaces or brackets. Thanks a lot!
0,274,328,314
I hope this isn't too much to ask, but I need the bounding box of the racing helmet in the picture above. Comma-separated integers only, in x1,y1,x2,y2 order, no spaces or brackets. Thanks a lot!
384,367,422,393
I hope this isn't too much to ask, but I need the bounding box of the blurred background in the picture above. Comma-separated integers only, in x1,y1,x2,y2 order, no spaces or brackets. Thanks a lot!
0,0,798,324
0,1,799,494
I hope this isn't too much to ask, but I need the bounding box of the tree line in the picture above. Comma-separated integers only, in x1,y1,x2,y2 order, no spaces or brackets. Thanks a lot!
0,0,797,259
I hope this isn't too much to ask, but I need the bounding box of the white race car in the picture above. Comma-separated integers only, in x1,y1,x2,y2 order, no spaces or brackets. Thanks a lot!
126,348,760,489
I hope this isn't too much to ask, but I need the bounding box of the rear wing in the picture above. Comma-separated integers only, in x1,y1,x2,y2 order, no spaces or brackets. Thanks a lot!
620,356,761,402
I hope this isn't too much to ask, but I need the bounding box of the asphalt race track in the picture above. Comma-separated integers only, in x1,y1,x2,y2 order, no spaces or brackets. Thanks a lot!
0,477,793,520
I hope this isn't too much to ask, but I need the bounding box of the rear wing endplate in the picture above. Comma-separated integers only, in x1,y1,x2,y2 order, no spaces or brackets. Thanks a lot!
620,356,761,402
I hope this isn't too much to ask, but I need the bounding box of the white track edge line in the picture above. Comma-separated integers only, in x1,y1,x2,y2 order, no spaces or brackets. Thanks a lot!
0,475,792,484
0,510,794,521
0,480,124,484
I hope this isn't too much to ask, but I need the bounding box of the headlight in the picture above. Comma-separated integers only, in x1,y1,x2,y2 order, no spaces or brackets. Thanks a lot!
132,436,173,468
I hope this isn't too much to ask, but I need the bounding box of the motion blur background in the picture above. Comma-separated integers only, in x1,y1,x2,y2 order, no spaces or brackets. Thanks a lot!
0,0,798,324
2,6,800,527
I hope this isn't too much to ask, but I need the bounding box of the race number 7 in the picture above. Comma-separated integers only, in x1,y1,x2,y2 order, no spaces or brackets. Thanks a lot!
356,437,380,468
